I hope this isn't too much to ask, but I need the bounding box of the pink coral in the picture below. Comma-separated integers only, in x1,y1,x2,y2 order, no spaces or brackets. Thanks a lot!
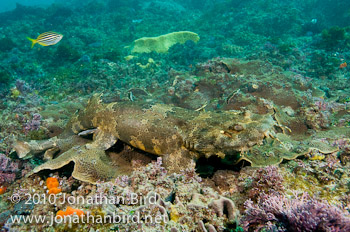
0,153,19,185
241,192,350,232
247,166,284,200
0,153,32,185
23,113,41,134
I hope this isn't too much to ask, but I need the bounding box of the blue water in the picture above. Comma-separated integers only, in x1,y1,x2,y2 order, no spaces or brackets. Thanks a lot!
0,0,55,12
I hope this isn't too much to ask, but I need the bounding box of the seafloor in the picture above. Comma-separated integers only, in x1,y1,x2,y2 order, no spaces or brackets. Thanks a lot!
0,0,350,231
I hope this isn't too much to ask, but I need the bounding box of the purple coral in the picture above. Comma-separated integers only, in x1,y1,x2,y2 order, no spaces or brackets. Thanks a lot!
132,157,167,182
0,154,19,172
241,192,350,232
114,175,129,187
248,165,284,200
0,154,19,185
314,98,329,111
15,79,31,94
180,165,202,183
0,173,16,186
23,113,41,134
0,154,32,186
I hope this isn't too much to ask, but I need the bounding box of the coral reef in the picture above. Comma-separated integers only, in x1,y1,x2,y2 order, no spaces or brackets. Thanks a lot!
0,70,12,86
1,158,239,231
1,0,350,231
241,192,350,232
0,153,31,186
23,113,41,134
244,166,284,201
321,26,347,49
0,37,16,52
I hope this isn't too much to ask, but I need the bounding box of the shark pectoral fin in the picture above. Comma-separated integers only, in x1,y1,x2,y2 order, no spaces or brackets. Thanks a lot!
28,146,78,176
88,128,117,150
72,147,117,184
28,145,117,184
13,138,58,159
43,147,60,161
12,141,31,159
162,148,195,173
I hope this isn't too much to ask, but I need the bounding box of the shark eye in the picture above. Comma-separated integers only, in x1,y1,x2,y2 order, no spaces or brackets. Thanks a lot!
228,124,244,132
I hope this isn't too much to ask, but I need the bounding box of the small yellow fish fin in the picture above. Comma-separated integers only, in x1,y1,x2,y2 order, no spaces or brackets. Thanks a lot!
26,37,37,48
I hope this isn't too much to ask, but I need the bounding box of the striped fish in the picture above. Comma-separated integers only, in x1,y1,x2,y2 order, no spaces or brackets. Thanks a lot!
27,31,63,48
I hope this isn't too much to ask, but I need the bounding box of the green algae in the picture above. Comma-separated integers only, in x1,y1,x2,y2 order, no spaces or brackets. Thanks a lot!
283,164,349,205
0,70,12,85
54,43,81,65
0,37,16,52
26,128,49,140
321,26,346,48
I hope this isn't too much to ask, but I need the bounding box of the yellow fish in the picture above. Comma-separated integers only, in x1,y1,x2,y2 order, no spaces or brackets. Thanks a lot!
27,31,63,48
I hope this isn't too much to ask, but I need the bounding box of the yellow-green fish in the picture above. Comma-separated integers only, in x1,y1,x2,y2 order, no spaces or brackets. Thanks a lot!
27,31,63,48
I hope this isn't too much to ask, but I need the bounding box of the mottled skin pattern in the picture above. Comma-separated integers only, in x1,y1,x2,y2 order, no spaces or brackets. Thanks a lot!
14,94,275,183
